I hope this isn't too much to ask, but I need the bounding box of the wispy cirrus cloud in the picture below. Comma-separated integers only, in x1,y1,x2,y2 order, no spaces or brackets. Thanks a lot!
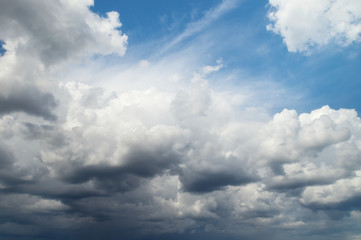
160,0,240,54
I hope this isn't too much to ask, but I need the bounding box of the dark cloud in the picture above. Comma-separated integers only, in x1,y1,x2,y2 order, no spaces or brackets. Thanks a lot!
62,165,142,193
122,145,182,177
267,178,337,193
22,123,54,139
269,161,286,175
302,194,361,213
76,229,245,240
11,179,102,201
0,144,37,188
180,169,257,193
59,144,182,194
242,208,280,219
0,87,57,121
21,122,66,147
0,144,13,168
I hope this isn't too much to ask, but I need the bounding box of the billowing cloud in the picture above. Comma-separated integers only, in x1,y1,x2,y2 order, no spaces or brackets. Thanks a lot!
1,1,361,240
0,0,127,64
2,76,361,239
267,0,361,52
0,0,127,120
301,171,361,211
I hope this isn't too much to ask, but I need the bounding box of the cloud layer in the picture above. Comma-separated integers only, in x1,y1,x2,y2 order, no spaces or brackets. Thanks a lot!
0,1,361,240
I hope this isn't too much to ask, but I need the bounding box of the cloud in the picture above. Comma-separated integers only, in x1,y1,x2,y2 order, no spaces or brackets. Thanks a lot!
0,0,127,121
180,170,256,193
1,1,361,240
2,77,361,239
0,0,127,64
266,162,346,193
267,0,361,52
0,86,58,120
4,75,359,237
161,0,239,53
301,171,361,211
2,67,361,239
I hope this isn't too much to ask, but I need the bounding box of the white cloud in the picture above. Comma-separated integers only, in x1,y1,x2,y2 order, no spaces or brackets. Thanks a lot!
267,0,361,52
0,0,127,65
301,171,361,206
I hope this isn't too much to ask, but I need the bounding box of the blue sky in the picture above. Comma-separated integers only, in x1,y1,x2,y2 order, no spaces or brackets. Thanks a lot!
0,0,361,239
91,0,361,114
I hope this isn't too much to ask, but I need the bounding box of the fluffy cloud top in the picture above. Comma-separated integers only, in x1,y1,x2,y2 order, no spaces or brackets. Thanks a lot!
267,0,361,52
0,0,127,64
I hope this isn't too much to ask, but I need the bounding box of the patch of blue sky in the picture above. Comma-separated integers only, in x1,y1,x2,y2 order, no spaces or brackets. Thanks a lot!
0,40,5,55
91,0,361,115
91,0,221,44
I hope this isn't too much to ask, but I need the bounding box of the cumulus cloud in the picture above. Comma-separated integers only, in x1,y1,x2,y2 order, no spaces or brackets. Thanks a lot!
0,0,127,64
1,0,361,240
301,171,361,210
0,0,127,120
3,73,361,239
267,0,361,52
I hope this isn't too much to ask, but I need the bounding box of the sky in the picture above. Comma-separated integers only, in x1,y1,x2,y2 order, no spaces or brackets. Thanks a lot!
0,0,361,239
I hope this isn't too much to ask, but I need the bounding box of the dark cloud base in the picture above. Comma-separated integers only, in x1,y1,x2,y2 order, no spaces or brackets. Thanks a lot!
0,87,57,121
